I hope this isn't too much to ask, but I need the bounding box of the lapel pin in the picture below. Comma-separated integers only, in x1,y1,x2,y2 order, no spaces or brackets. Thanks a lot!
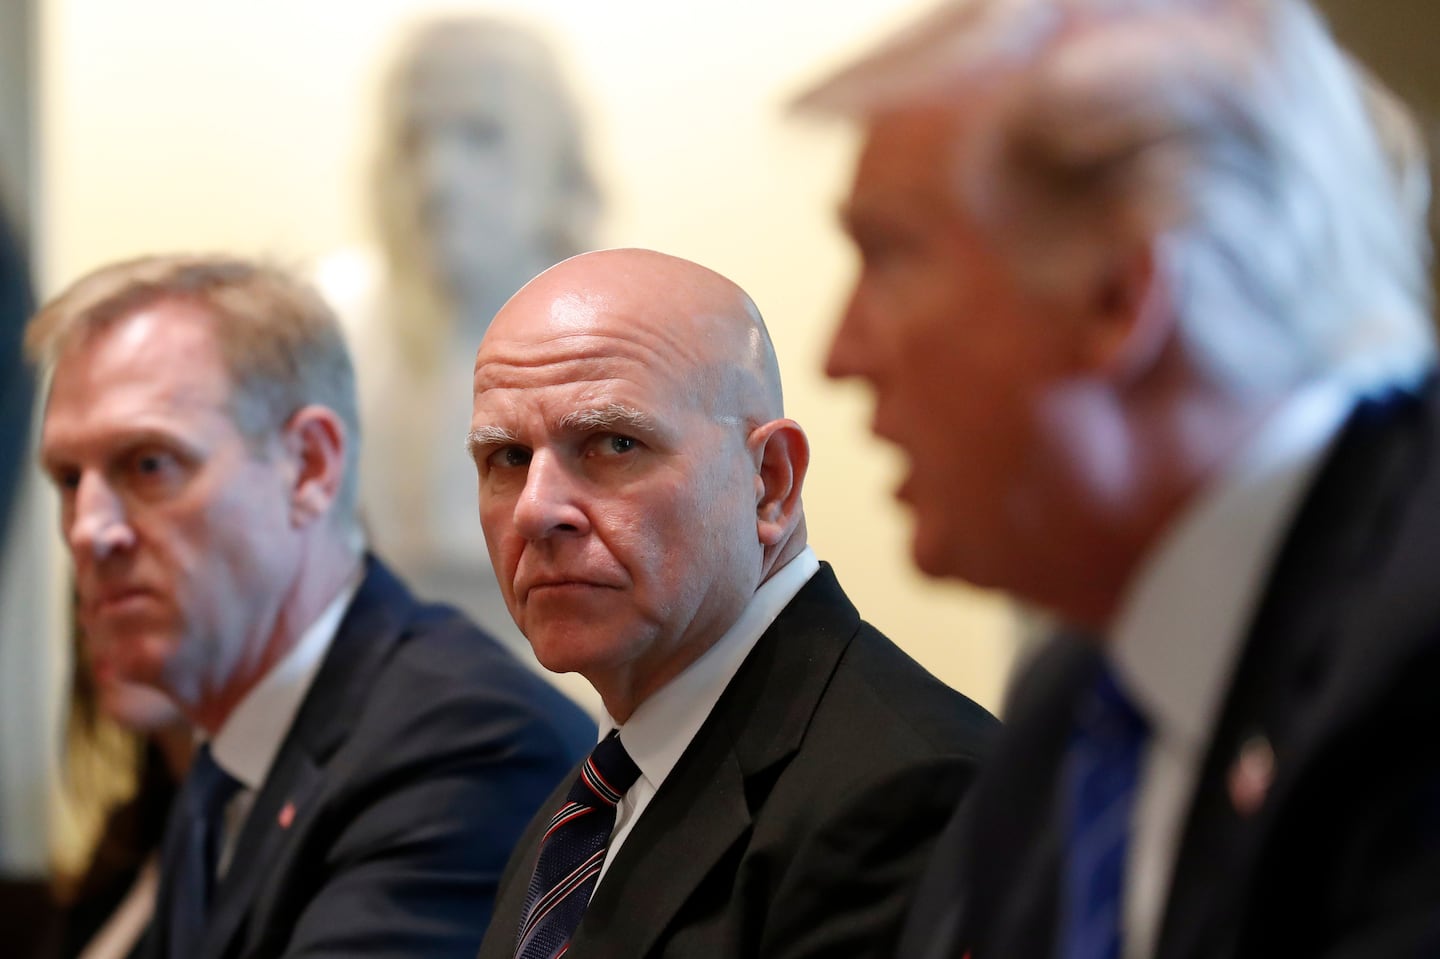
278,800,297,829
1227,734,1275,818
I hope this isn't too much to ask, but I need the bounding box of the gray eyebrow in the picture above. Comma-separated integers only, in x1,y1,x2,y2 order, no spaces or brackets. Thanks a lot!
465,425,519,459
557,404,655,434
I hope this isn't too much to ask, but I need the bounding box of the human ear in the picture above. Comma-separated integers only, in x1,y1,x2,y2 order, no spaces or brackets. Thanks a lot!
1076,239,1171,384
749,418,810,546
282,405,347,526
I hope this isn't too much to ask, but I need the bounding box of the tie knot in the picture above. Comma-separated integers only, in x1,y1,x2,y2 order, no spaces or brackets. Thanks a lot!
190,743,244,819
574,731,641,807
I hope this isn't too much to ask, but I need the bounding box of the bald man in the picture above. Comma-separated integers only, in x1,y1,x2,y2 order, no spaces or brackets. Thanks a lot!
471,248,996,959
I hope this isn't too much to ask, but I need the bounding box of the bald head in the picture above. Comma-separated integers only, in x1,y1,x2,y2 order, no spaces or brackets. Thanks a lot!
470,248,809,720
483,248,784,426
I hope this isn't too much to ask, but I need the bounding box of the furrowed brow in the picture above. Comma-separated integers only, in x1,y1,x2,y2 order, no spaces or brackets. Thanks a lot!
557,404,655,435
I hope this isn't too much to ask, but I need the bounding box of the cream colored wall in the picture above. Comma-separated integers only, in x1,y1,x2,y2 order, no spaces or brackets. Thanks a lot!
37,0,1019,711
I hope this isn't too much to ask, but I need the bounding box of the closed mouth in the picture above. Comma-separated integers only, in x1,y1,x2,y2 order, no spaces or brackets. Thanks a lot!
523,579,619,598
92,587,156,611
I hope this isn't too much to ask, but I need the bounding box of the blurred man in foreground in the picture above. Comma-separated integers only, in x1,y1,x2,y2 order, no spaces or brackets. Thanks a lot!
802,0,1440,955
27,255,594,959
471,248,996,959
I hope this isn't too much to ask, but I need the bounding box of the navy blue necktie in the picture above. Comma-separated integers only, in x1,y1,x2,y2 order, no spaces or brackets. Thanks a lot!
515,731,641,959
1059,665,1150,959
157,742,242,959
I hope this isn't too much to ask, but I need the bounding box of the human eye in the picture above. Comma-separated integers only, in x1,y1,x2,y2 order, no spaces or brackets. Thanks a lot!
122,445,188,495
589,434,639,458
848,210,925,272
46,464,81,492
486,445,532,470
855,228,907,271
135,450,173,473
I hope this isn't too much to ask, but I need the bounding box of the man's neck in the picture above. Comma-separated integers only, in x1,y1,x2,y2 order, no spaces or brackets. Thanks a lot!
191,542,362,735
1053,381,1293,632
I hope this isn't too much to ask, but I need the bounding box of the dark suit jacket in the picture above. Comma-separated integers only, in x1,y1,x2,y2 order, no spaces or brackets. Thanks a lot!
0,208,32,551
478,562,997,959
906,382,1440,958
145,555,596,959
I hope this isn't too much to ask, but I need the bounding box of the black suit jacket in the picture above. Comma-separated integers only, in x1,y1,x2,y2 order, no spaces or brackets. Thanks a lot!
146,556,596,959
906,382,1440,958
478,563,998,959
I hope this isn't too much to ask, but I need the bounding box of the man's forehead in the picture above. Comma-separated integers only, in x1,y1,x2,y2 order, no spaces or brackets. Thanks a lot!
475,314,709,390
476,249,766,418
59,300,221,369
45,308,232,425
41,365,233,466
852,109,966,192
473,358,672,413
483,252,749,360
485,285,692,350
470,343,717,440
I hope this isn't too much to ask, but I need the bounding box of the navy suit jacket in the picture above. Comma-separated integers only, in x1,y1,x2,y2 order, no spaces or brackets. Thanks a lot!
479,563,998,959
0,210,32,549
902,382,1440,958
145,555,596,959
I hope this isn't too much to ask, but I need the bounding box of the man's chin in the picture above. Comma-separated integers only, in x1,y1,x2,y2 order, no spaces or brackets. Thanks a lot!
88,628,175,690
523,622,631,681
911,524,978,585
529,644,603,679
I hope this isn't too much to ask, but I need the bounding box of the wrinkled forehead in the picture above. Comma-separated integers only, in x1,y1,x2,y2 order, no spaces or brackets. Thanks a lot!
474,327,713,417
485,316,755,446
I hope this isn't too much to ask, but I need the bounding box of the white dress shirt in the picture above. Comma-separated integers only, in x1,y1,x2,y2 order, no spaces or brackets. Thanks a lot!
1109,378,1357,958
594,547,821,888
209,571,361,874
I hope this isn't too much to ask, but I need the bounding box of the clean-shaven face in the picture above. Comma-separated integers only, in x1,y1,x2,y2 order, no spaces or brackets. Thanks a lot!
39,304,302,708
827,107,1073,587
471,257,767,706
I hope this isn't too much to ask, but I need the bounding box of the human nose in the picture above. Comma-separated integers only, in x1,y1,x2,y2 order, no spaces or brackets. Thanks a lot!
417,127,492,206
412,129,462,209
824,287,875,382
512,450,590,541
68,472,136,560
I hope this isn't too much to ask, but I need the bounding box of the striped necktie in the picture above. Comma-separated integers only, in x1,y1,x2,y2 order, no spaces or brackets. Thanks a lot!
1059,664,1150,959
515,730,641,959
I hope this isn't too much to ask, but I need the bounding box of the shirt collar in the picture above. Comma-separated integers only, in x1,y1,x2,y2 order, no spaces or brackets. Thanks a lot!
601,547,821,793
211,571,362,790
1110,378,1355,750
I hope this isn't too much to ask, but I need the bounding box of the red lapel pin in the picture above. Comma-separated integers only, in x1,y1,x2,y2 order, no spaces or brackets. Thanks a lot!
1227,734,1275,818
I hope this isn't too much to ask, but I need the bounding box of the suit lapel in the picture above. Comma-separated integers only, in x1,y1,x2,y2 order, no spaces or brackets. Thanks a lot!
200,556,417,959
572,565,859,958
1157,386,1431,959
574,728,752,957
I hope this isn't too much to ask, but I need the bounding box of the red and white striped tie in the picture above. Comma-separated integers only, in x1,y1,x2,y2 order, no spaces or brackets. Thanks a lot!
514,730,641,959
